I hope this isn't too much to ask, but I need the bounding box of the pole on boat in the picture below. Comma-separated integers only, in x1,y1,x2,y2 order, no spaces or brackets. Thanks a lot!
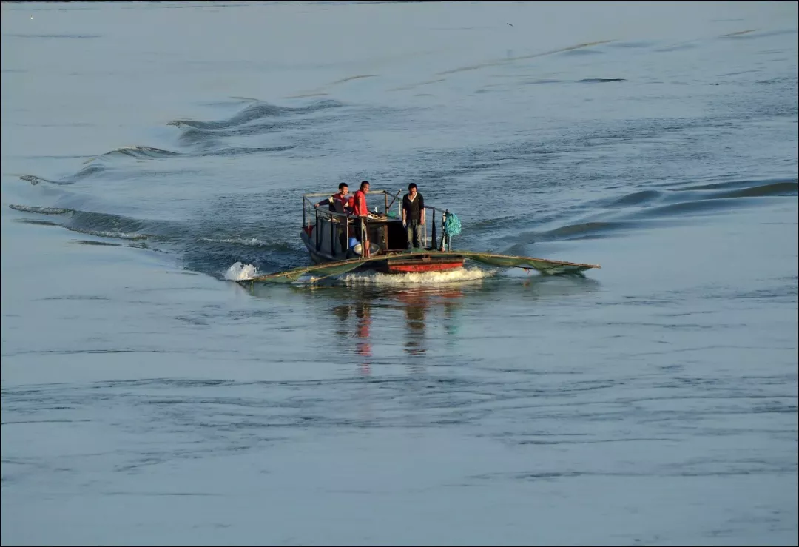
359,216,367,258
386,189,402,215
344,213,350,253
441,209,450,251
440,209,445,251
423,206,428,249
315,209,321,251
430,211,437,251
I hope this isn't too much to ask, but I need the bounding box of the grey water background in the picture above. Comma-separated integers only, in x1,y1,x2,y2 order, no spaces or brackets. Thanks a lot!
1,1,797,545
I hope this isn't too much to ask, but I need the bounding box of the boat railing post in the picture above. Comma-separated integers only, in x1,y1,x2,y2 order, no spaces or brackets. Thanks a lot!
344,214,350,255
360,216,368,258
315,209,321,251
423,207,428,250
330,212,335,255
430,210,437,252
442,209,449,251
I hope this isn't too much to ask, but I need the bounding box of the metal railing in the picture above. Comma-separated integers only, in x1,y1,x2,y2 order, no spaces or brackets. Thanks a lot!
302,190,455,253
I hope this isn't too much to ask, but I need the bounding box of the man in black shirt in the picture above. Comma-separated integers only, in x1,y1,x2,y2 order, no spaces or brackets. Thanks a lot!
401,183,425,249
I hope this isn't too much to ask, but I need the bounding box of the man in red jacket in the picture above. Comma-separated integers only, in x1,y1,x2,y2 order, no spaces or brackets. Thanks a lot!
352,180,370,217
352,181,370,256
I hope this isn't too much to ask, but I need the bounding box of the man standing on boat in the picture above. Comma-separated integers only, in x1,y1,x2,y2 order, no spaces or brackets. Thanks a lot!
314,183,353,255
352,181,370,216
315,182,353,213
402,183,425,249
352,181,371,256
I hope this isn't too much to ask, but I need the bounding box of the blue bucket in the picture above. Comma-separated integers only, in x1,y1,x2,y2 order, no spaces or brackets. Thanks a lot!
348,237,358,248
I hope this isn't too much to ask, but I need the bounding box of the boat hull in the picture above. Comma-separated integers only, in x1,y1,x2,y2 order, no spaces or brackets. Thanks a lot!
301,230,464,274
378,257,465,273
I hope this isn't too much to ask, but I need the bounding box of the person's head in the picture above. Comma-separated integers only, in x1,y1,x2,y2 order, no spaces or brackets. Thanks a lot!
408,183,418,196
338,182,349,195
360,180,370,191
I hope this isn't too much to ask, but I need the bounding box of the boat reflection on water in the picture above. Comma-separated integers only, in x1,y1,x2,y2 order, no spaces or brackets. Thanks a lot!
316,282,469,373
244,269,600,373
394,286,464,357
355,300,372,370
328,299,376,372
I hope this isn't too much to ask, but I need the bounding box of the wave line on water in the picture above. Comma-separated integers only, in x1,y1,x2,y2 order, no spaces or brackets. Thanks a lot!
9,204,74,215
166,98,346,130
83,146,181,163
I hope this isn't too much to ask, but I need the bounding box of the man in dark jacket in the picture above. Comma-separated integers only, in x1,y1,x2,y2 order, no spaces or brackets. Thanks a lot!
315,182,352,213
402,183,425,249
314,182,353,254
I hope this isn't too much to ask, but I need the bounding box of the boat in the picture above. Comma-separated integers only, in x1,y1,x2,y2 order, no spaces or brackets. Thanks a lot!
299,188,466,274
243,188,601,284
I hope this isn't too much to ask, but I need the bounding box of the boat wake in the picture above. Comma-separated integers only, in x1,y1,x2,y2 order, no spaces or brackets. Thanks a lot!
225,260,495,285
225,261,260,281
339,267,493,286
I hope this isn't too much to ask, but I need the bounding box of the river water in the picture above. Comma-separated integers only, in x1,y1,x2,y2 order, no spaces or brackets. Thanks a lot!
1,1,797,545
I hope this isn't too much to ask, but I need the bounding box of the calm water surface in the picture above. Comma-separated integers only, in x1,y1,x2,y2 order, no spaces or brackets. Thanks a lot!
1,1,797,545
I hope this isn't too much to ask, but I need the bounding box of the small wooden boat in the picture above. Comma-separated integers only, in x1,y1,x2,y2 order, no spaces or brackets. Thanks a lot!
239,188,601,285
299,188,466,274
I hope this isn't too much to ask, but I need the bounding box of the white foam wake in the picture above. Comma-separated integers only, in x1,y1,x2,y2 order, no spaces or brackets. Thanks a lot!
225,261,259,281
339,266,494,286
202,237,270,247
